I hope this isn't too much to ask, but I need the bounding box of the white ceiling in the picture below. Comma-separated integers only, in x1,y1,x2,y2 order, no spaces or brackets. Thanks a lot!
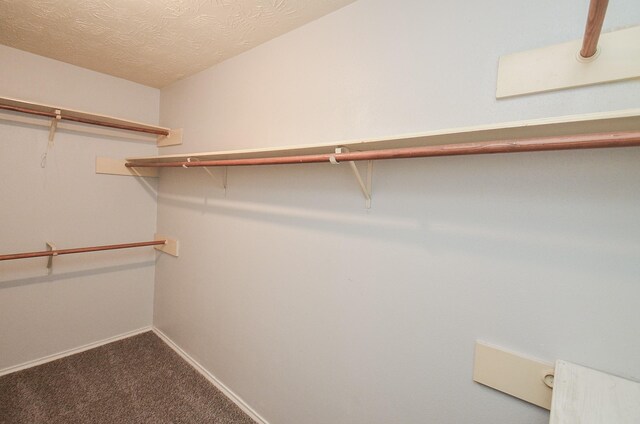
0,0,356,88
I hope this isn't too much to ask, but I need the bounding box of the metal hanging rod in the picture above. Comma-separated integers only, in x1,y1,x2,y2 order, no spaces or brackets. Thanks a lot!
125,131,640,169
0,240,167,262
0,104,169,136
580,0,609,58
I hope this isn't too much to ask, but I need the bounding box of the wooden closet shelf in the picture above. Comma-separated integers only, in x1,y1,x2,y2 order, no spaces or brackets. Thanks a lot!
125,108,640,164
102,108,640,209
0,95,182,146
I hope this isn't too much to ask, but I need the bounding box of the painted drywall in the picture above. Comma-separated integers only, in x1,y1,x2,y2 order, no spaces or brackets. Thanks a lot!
156,1,640,423
0,45,160,371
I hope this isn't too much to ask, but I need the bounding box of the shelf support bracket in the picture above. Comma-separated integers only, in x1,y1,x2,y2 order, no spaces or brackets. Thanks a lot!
41,110,61,168
330,147,372,209
46,241,57,275
185,158,227,190
48,110,61,144
222,166,228,191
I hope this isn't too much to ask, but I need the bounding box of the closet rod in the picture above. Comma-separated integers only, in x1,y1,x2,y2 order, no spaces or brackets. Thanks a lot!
125,131,640,168
0,240,167,262
0,104,169,136
580,0,609,58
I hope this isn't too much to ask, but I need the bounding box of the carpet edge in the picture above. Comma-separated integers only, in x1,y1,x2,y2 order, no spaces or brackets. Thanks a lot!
0,326,153,377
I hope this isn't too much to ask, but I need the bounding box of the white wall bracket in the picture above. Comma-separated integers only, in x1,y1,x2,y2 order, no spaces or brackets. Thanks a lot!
39,110,62,168
330,147,373,209
45,241,57,275
48,110,61,143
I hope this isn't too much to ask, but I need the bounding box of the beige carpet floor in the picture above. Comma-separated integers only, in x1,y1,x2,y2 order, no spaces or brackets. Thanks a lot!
0,332,255,424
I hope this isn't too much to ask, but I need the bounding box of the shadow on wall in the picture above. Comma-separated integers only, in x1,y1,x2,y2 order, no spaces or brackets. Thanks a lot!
0,117,159,146
0,259,157,289
155,148,640,278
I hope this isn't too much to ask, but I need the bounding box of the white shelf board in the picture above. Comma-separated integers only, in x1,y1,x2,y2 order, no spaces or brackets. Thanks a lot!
550,360,640,424
127,108,640,163
0,95,168,133
0,95,181,146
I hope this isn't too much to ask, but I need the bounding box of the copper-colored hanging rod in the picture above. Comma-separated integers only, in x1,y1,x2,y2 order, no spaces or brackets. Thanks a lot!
0,240,167,262
0,104,169,136
126,131,640,169
580,0,609,58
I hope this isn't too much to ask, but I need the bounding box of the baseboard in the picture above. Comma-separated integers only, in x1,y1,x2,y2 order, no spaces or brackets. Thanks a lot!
0,326,153,377
0,325,268,424
152,327,269,424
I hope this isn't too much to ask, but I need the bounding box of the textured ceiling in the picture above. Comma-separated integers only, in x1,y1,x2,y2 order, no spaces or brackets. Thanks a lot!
0,0,356,88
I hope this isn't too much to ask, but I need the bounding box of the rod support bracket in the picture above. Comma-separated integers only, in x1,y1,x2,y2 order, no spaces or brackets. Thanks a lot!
46,241,57,274
333,147,373,209
47,110,61,144
185,158,227,189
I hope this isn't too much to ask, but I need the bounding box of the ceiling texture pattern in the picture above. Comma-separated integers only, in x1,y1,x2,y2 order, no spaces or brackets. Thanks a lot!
0,0,356,88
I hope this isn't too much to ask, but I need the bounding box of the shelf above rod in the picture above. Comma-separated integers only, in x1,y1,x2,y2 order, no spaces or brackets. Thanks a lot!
126,131,640,169
0,97,167,136
0,96,183,146
0,240,170,262
0,103,167,136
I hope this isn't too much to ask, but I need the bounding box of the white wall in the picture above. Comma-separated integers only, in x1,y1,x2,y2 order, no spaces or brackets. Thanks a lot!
156,1,640,423
0,45,160,371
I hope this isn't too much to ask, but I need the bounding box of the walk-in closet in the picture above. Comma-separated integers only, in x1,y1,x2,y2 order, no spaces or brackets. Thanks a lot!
1,1,639,423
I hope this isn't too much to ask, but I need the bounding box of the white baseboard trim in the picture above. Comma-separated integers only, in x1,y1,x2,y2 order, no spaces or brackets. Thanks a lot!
0,326,152,377
152,326,269,424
